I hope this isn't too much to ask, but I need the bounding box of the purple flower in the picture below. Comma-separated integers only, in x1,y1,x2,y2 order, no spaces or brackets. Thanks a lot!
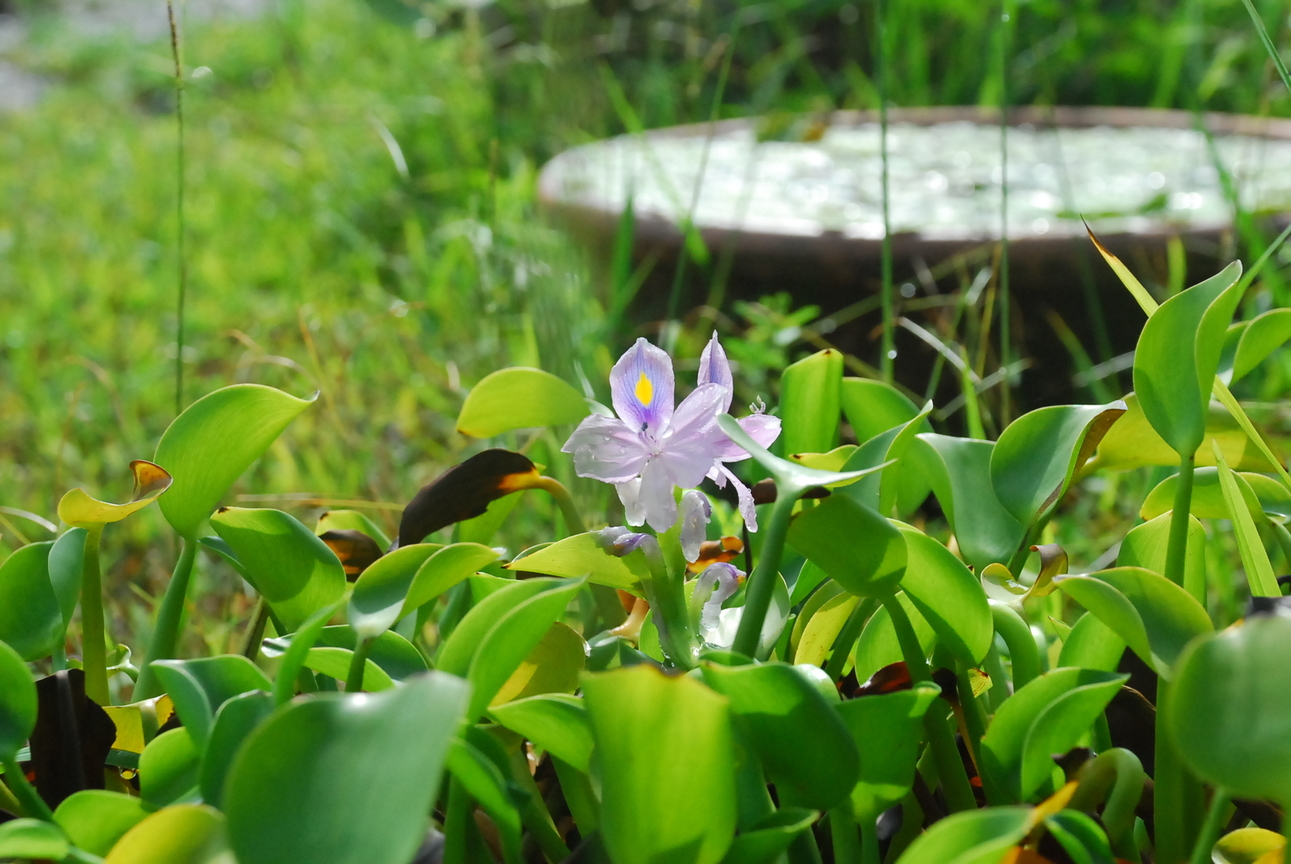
562,334,780,533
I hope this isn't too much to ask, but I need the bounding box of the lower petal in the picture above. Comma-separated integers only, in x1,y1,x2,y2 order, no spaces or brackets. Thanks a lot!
719,464,759,531
639,462,678,533
616,478,646,527
715,412,782,462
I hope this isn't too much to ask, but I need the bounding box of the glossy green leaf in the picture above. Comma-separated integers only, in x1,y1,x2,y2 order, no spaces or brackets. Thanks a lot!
897,525,993,665
835,681,941,821
787,496,906,598
1056,614,1125,673
225,672,468,864
717,415,888,497
268,600,341,706
209,507,346,632
1133,261,1244,455
1117,511,1207,603
980,668,1127,803
435,578,564,676
0,640,37,760
703,662,860,810
504,532,646,593
1169,614,1291,808
1141,468,1291,521
1056,566,1213,675
103,804,231,864
47,528,87,632
404,542,504,611
0,542,59,661
1043,810,1116,864
780,348,844,456
1232,307,1291,382
54,790,148,856
893,806,1032,864
199,691,275,809
57,460,172,528
0,819,69,860
1213,445,1282,598
990,402,1125,527
490,622,586,706
151,655,272,748
314,509,391,549
1213,827,1286,864
839,377,921,442
841,405,935,519
347,543,444,639
445,740,523,864
457,367,590,437
583,665,736,864
315,627,428,680
488,693,592,773
155,384,315,538
302,648,394,691
722,808,818,864
139,727,200,808
911,434,1025,573
793,592,860,667
852,592,936,682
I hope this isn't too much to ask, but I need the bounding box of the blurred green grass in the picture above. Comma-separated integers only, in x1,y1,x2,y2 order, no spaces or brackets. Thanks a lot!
4,0,1291,653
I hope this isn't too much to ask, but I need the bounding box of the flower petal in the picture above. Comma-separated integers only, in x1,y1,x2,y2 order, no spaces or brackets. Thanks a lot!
561,414,650,483
610,338,675,435
680,490,712,562
616,477,646,526
655,383,729,490
697,332,734,412
718,464,760,531
638,460,678,532
693,562,742,634
714,411,783,462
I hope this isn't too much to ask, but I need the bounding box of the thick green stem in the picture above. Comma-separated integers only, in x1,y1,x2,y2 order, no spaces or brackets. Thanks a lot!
639,539,697,669
883,594,977,813
1188,788,1232,864
240,598,270,661
2,757,54,822
134,537,198,700
830,799,862,864
1164,452,1196,590
442,776,471,864
79,525,108,705
1155,679,1205,864
989,602,1041,691
732,494,796,659
345,637,373,692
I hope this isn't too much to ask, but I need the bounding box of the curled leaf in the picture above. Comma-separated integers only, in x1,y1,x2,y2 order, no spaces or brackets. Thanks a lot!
398,449,543,547
57,461,172,528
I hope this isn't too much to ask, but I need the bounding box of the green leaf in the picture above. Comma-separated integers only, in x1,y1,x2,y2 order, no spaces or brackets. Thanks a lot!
793,593,860,667
1133,261,1244,455
787,496,906,598
717,416,887,498
722,808,818,864
268,601,341,706
53,790,148,856
139,728,200,808
1213,445,1282,598
445,740,523,864
893,806,1032,864
156,384,315,538
911,434,1025,573
780,349,844,456
1170,614,1291,808
852,592,936,683
57,460,173,528
1117,511,1207,604
209,507,346,632
1056,614,1125,673
311,627,428,680
151,656,272,749
457,367,591,437
836,682,941,822
404,542,503,611
103,804,231,864
1141,468,1291,521
303,648,394,691
897,525,993,665
490,622,586,706
0,542,59,661
1056,566,1213,676
198,691,275,809
435,578,565,677
980,668,1128,803
702,662,860,811
990,402,1126,528
347,543,445,639
1213,827,1286,864
1232,307,1291,382
225,672,469,864
488,694,592,773
583,665,736,864
0,819,69,860
314,509,391,549
47,528,87,633
839,377,921,443
0,640,37,760
504,532,646,593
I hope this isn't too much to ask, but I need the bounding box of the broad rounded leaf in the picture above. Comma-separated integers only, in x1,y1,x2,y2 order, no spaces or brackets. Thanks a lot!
488,694,592,773
780,349,844,456
1141,468,1291,522
490,622,586,706
506,532,645,593
894,806,1032,864
225,672,469,864
457,367,591,437
103,804,230,864
793,592,860,668
57,460,172,528
1213,827,1286,864
839,377,921,443
1233,308,1291,382
54,790,148,856
405,542,502,612
139,728,200,808
0,819,69,860
0,542,60,661
723,808,818,864
209,507,346,632
836,682,941,822
853,592,936,683
199,692,275,809
583,665,736,864
0,639,37,759
156,384,315,538
1117,511,1207,604
1055,614,1124,673
347,544,443,639
897,525,992,665
151,656,272,748
1169,614,1291,808
787,496,906,598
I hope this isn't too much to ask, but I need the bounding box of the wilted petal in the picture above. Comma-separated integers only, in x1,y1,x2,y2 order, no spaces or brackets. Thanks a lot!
596,526,653,557
638,460,678,532
715,411,783,462
693,562,742,634
562,414,650,483
616,477,646,526
697,332,734,412
717,464,759,531
610,338,675,435
680,490,712,562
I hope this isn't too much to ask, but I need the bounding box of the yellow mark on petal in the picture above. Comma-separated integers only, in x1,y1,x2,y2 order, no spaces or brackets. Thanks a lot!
634,372,654,406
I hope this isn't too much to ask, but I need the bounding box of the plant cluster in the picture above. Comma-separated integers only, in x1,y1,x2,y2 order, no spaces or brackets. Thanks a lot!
1,239,1290,864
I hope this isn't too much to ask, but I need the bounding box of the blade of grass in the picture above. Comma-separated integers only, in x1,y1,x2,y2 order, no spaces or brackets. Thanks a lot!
167,0,187,414
877,0,895,383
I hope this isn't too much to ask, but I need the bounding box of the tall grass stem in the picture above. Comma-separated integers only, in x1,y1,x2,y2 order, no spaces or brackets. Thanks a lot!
167,1,187,414
877,0,894,383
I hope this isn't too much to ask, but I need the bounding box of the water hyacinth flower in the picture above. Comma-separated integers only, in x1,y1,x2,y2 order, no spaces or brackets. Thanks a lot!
562,333,780,537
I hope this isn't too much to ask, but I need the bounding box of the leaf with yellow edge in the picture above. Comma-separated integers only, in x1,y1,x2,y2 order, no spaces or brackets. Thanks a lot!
1087,224,1160,315
102,706,146,754
489,622,586,706
793,593,860,667
103,803,231,864
789,446,861,486
58,461,172,528
1215,827,1285,864
506,532,646,594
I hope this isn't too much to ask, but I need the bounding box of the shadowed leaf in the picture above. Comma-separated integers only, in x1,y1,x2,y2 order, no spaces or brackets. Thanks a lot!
30,670,116,809
398,449,541,547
